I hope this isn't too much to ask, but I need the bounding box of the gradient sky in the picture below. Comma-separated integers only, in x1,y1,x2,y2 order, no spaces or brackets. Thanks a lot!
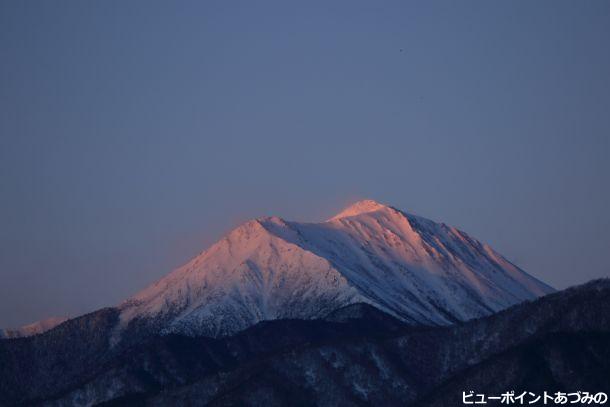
1,1,609,328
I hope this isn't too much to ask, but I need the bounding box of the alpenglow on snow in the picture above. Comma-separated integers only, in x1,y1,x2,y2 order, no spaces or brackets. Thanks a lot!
118,200,554,337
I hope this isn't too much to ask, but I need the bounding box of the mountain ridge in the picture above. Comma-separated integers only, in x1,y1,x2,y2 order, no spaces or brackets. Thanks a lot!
0,316,68,339
1,279,602,406
117,199,554,338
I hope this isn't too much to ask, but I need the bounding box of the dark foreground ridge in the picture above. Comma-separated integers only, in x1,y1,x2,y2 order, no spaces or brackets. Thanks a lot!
0,279,608,406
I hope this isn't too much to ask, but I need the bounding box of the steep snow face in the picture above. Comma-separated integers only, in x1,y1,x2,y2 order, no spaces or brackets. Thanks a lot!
119,200,554,337
261,203,554,324
0,316,68,339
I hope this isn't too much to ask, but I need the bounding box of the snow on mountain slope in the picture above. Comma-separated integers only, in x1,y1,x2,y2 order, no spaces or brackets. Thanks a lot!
119,219,363,337
0,316,68,339
118,200,554,337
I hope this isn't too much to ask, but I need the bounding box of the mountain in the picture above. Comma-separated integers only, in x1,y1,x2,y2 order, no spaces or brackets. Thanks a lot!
182,279,609,407
0,316,67,339
117,200,553,338
1,280,606,406
148,280,609,407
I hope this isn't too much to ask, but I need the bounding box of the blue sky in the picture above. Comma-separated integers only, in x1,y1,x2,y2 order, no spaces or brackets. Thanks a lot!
1,0,609,327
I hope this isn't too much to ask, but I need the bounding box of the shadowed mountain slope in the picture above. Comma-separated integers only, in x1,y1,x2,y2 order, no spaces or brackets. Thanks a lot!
0,280,605,406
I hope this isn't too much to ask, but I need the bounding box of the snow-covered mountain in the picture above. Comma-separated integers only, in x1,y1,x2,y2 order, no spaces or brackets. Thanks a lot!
0,316,68,339
118,200,554,337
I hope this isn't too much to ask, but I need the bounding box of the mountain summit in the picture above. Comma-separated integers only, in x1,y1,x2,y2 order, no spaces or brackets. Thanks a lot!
119,200,554,337
329,199,389,220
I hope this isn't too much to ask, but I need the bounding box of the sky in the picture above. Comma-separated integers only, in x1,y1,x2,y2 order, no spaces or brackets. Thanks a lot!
1,1,609,328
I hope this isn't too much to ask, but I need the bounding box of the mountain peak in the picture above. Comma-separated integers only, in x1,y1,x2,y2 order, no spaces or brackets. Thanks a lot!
330,199,392,220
